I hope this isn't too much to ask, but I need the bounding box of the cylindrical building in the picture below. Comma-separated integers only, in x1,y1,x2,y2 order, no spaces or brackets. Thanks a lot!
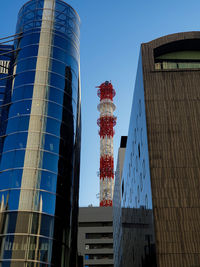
97,81,116,207
0,0,81,266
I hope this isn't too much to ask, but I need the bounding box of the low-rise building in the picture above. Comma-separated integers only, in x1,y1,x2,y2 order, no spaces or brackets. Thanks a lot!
78,207,114,267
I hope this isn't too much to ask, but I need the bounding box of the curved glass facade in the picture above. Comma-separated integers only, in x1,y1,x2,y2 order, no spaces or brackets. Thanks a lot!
0,0,81,266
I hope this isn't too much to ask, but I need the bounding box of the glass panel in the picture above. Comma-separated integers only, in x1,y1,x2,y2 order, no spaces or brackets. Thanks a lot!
48,86,64,105
45,117,62,136
19,32,40,48
42,151,59,173
51,58,68,77
15,57,37,73
0,169,22,190
17,45,39,60
43,133,61,154
0,235,54,263
12,84,34,101
6,116,30,134
13,71,36,88
49,72,65,90
47,101,63,120
9,100,32,117
3,132,28,152
0,189,56,214
28,236,52,262
51,46,78,73
0,150,25,171
40,170,57,192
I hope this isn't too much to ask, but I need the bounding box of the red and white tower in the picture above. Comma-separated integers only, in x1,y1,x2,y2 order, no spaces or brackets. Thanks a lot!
97,81,116,207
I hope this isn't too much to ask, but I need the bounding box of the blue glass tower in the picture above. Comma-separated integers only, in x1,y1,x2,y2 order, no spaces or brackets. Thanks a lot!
0,0,81,266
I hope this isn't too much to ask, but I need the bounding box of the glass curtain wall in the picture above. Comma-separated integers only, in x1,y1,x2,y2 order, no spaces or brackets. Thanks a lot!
0,0,81,266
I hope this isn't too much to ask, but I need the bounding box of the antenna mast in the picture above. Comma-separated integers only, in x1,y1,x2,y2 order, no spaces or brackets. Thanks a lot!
97,81,116,206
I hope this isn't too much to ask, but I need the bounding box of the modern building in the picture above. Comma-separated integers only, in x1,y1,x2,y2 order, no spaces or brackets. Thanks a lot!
0,0,81,266
78,207,114,267
113,136,126,266
116,32,200,267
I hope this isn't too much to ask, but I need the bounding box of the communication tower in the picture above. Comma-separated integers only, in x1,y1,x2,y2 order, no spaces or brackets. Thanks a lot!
97,81,116,206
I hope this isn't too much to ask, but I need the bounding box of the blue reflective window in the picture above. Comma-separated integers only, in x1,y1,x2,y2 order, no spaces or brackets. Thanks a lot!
49,72,65,90
23,11,35,25
54,23,66,34
44,134,60,154
0,76,7,87
40,170,57,193
9,100,32,117
37,0,44,9
2,235,14,259
42,152,59,173
0,87,5,94
14,71,36,87
12,85,34,101
39,214,55,237
48,87,64,105
0,169,22,190
5,212,18,234
0,150,25,171
19,32,40,48
0,151,14,170
23,1,37,13
0,189,56,215
3,132,28,152
0,190,19,210
28,236,53,262
24,22,35,31
35,9,43,20
47,101,63,120
55,2,71,14
35,21,42,28
40,191,56,215
6,116,30,134
17,44,39,60
1,212,55,237
45,117,62,136
51,59,67,77
51,46,77,68
15,57,37,73
54,11,66,23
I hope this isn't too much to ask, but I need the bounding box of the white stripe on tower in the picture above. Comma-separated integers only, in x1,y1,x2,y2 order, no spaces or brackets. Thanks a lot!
18,0,55,211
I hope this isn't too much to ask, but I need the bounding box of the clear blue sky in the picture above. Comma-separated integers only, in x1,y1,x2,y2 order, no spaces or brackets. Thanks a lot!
0,0,200,206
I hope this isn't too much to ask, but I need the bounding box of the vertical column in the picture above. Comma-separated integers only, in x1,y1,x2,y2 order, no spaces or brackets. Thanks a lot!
19,0,55,211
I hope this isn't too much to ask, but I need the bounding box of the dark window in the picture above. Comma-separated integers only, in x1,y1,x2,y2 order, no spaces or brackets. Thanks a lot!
138,143,140,158
84,254,113,260
155,50,200,70
85,233,113,239
85,243,113,250
79,222,112,227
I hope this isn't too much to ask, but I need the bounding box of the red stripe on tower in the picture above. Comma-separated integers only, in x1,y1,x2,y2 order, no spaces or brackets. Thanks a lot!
97,81,116,207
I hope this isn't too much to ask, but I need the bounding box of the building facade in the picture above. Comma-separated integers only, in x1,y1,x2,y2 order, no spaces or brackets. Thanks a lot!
0,0,81,266
113,136,126,266
78,207,114,267
117,32,200,267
